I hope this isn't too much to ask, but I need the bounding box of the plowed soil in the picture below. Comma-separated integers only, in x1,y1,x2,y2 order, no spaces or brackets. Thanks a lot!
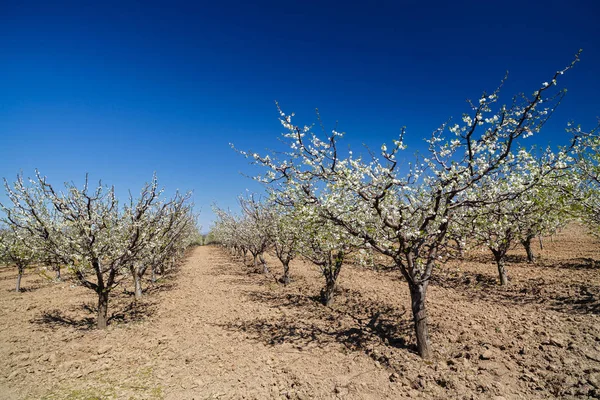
1,224,600,399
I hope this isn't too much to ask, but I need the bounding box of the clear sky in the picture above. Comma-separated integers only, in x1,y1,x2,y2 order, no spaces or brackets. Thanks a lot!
1,0,599,231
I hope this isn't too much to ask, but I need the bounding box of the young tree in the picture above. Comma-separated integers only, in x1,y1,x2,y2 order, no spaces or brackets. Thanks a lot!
242,54,581,358
129,192,195,299
459,151,573,284
268,202,301,285
515,180,573,263
296,204,359,306
0,229,37,292
571,126,600,236
238,195,273,273
43,255,64,281
211,205,251,262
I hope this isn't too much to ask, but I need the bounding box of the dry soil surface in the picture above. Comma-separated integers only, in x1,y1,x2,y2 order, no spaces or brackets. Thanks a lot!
1,224,600,399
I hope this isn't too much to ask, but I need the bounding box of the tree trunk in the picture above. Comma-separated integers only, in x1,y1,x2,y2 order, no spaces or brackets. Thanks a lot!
151,267,157,284
522,237,535,263
456,239,465,259
495,256,509,286
97,290,109,329
491,248,509,285
538,235,544,250
281,261,290,285
320,254,343,306
55,266,61,281
409,282,432,359
259,254,269,274
253,254,258,269
320,277,336,306
16,267,23,293
134,273,143,300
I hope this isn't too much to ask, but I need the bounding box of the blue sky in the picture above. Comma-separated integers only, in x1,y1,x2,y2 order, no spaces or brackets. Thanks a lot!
1,0,599,231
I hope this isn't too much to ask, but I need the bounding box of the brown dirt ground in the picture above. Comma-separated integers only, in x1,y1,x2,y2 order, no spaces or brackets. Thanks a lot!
1,224,600,399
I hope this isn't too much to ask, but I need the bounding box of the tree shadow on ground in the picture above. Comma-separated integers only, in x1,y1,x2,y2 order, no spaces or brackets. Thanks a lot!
108,300,157,325
552,292,600,314
505,254,534,264
432,267,600,315
30,309,96,330
142,281,177,295
548,258,600,271
30,298,157,330
121,280,178,298
220,285,415,366
8,285,45,293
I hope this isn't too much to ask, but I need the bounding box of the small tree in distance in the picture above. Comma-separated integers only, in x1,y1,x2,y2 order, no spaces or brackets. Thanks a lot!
571,125,600,236
0,229,37,292
238,195,273,273
458,151,573,284
268,200,301,285
295,201,360,306
129,191,195,300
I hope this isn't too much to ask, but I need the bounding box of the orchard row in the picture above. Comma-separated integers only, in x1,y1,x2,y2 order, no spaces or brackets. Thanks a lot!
0,173,199,328
212,52,600,359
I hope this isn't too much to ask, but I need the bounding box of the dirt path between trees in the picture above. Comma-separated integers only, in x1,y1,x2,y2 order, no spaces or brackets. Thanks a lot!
0,246,404,399
138,246,404,399
1,226,600,399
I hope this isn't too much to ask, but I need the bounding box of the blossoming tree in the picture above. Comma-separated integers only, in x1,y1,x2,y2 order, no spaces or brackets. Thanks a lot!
267,199,302,285
0,228,38,292
238,195,274,274
1,171,194,328
571,126,600,236
128,191,195,299
459,153,573,284
243,53,582,358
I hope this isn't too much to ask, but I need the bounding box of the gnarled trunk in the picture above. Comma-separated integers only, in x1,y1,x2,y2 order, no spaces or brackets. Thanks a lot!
320,252,344,306
522,236,535,263
409,281,431,359
321,277,336,306
54,266,61,281
259,254,269,274
131,263,146,300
